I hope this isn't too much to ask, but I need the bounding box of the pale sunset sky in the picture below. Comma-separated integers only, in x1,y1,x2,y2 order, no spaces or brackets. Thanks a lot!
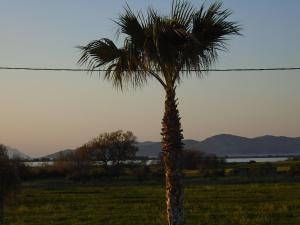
0,0,300,157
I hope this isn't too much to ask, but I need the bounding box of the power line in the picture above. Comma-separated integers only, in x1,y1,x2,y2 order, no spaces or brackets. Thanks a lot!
0,66,300,72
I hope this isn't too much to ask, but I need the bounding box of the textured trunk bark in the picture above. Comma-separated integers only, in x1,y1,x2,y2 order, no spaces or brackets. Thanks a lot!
161,88,184,225
0,195,4,225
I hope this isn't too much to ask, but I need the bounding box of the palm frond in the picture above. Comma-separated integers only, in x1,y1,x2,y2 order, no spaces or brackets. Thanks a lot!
171,1,242,81
77,38,121,71
103,46,148,90
192,2,241,52
115,4,145,47
171,0,195,30
78,37,149,90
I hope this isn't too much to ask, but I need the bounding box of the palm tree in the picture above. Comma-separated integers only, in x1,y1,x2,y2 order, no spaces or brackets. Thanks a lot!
78,1,241,224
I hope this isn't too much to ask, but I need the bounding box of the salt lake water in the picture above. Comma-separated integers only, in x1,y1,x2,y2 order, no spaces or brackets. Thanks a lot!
225,157,289,163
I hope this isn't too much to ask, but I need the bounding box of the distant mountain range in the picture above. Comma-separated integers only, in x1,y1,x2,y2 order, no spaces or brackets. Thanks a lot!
4,134,300,159
137,134,300,157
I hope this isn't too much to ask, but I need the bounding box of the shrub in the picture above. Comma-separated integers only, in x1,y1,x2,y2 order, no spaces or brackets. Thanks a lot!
288,164,300,177
134,166,151,183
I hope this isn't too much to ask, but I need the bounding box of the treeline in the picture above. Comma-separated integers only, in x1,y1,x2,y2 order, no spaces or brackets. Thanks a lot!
16,130,224,182
19,152,225,182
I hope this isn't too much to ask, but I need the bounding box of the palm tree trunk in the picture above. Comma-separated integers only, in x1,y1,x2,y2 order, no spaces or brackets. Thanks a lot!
161,88,184,225
0,195,4,225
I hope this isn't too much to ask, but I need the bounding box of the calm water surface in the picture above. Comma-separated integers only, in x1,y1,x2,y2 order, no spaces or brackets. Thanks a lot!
225,157,288,163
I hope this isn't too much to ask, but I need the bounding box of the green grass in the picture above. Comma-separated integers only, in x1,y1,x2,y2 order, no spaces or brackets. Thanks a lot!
5,180,300,225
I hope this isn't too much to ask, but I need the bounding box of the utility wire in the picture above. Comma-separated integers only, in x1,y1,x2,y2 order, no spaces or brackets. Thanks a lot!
0,66,300,72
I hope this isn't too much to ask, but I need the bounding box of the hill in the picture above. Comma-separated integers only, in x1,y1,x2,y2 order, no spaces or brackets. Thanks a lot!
42,149,74,160
4,145,31,159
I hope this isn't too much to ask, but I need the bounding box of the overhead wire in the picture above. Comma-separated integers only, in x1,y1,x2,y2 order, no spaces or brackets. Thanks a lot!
0,66,300,72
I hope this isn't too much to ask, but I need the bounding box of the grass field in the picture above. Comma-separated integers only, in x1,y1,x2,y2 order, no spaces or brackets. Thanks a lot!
5,180,300,225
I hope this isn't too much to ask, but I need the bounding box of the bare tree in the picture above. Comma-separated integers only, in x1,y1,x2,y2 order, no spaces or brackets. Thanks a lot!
87,131,138,167
87,133,113,168
72,145,93,170
108,131,138,166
